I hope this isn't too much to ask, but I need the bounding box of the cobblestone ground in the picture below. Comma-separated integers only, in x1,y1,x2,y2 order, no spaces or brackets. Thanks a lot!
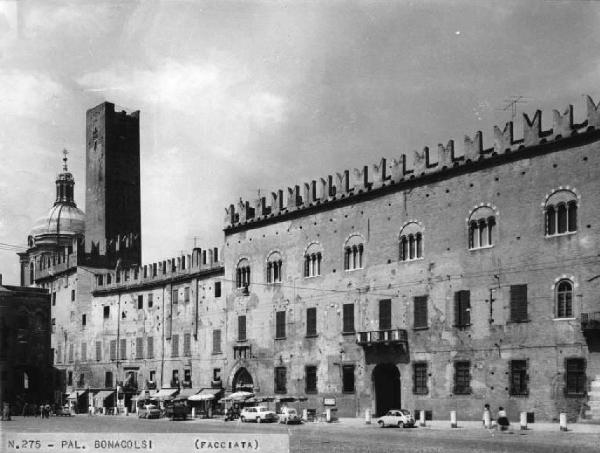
2,416,599,453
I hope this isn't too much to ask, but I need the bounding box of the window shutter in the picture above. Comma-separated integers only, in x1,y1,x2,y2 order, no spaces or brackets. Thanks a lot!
510,285,528,322
307,307,317,336
147,337,154,359
343,303,355,333
184,333,191,356
276,311,286,338
414,296,428,328
379,299,392,330
96,341,102,361
454,292,461,326
120,338,127,359
238,316,247,341
171,334,179,357
136,337,143,359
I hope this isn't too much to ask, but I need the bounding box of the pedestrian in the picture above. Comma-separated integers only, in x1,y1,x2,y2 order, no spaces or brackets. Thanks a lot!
497,406,510,431
482,403,491,427
88,403,93,416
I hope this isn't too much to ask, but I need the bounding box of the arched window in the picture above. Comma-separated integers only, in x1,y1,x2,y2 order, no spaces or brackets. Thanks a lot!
399,222,424,261
556,279,573,318
236,258,251,288
545,190,577,236
468,206,496,250
343,235,364,271
266,252,283,284
304,243,323,278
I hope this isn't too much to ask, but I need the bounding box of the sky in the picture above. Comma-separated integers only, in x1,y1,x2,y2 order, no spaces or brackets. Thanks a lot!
1,0,600,285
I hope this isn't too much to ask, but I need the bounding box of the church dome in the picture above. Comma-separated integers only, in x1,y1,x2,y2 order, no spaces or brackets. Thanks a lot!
29,151,86,245
30,203,86,242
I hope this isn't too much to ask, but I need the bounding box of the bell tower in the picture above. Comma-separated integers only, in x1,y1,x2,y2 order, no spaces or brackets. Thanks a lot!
85,102,141,266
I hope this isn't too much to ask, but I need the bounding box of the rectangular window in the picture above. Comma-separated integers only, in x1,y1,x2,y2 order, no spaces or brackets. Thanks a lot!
67,371,73,386
510,360,528,396
147,337,154,359
138,295,143,309
172,288,178,304
96,341,101,361
275,311,286,339
184,287,190,303
148,293,153,308
57,345,62,364
565,358,586,395
136,337,144,359
68,343,73,363
184,369,191,383
104,371,113,388
274,367,287,394
306,307,317,337
342,303,355,333
171,334,179,357
183,333,191,356
238,315,247,341
413,296,428,329
413,362,428,395
120,338,127,360
81,342,87,362
510,285,528,323
82,314,86,326
103,306,110,319
454,290,471,328
214,282,221,298
52,292,56,306
110,340,117,360
71,289,75,301
453,361,471,395
305,366,317,393
342,365,355,393
51,318,56,333
213,329,222,354
379,299,392,330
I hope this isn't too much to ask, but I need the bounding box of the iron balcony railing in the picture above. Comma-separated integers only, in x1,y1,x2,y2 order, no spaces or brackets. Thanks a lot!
356,329,408,346
581,312,600,330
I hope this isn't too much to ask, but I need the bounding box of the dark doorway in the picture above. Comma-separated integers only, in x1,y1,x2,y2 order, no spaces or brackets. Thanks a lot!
372,363,400,416
232,368,253,392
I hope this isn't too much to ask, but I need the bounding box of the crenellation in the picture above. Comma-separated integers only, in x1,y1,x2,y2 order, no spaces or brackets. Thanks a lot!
336,169,350,195
463,131,483,162
224,96,600,230
586,95,600,129
552,106,574,139
493,121,514,154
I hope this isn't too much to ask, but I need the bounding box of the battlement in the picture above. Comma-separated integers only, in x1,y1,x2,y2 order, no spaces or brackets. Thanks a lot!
92,246,223,292
79,233,141,269
224,95,600,232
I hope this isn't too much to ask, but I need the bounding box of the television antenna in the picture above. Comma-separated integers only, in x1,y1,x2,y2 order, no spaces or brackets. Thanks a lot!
497,96,530,121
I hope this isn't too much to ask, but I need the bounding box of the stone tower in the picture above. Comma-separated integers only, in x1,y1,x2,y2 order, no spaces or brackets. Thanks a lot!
85,102,141,267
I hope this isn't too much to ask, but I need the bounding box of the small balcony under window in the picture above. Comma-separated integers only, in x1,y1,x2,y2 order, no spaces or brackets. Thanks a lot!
356,329,408,351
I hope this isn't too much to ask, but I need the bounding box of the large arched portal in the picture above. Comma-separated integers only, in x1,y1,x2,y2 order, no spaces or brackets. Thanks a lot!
372,363,401,416
232,368,254,392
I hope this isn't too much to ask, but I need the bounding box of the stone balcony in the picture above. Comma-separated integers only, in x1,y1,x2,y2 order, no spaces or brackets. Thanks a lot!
356,329,408,349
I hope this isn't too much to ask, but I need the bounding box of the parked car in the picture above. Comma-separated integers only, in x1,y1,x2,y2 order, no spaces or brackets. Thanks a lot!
137,401,161,419
278,407,302,424
54,405,72,417
165,399,188,421
376,409,415,428
240,406,277,423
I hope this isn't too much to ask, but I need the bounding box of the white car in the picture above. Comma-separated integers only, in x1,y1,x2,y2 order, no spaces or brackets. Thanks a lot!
376,409,415,428
240,406,277,423
278,407,302,424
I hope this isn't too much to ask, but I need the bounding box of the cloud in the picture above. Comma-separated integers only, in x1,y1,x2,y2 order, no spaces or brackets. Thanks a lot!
77,59,287,128
0,70,65,118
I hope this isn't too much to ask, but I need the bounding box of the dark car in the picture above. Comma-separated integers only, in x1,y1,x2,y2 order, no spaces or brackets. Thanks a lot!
165,399,188,421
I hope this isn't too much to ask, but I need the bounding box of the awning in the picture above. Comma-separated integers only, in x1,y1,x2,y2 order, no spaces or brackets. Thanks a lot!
188,388,222,401
219,391,253,403
153,388,179,400
175,388,200,399
93,390,114,402
66,390,87,400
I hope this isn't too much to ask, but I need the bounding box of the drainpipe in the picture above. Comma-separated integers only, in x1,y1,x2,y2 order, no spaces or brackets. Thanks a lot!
160,286,165,388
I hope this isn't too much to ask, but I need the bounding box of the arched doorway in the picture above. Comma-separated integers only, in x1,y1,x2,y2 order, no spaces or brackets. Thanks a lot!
372,363,400,416
232,368,254,392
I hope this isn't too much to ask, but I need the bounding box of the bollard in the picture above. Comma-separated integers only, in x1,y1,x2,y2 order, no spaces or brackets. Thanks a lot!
302,409,308,422
103,407,106,415
559,413,567,431
365,409,371,424
484,411,491,429
420,410,426,427
124,407,128,416
450,410,457,428
520,412,527,430
326,408,332,423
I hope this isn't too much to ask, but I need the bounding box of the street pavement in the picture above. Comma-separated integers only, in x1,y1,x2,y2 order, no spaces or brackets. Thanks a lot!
2,415,599,453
